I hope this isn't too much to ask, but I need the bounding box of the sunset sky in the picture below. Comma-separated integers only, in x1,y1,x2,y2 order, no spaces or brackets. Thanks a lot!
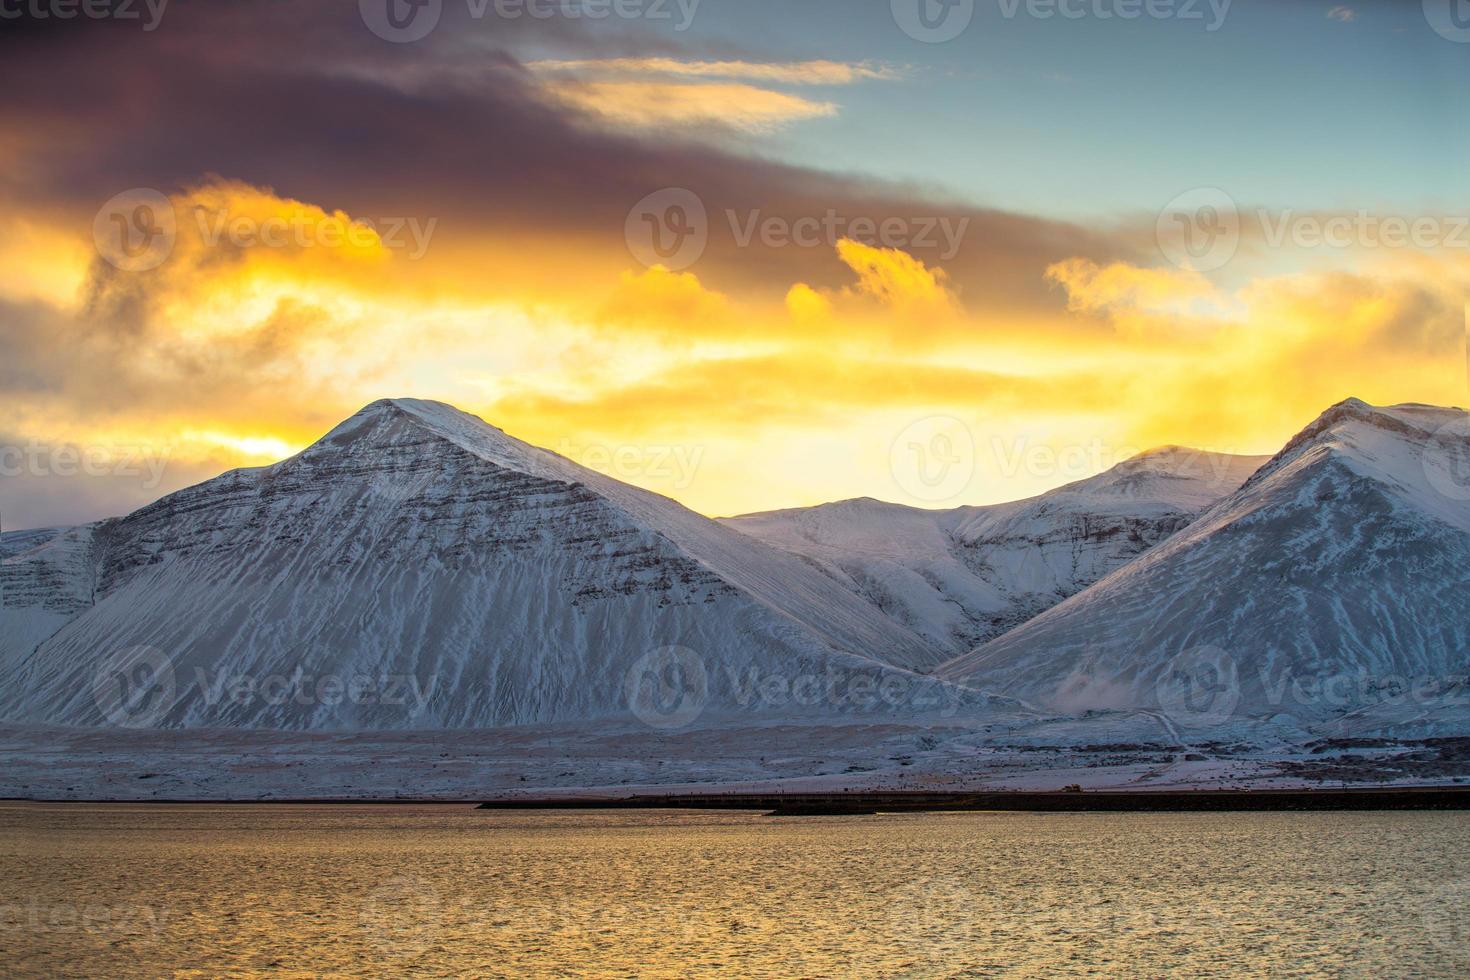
2,0,1467,529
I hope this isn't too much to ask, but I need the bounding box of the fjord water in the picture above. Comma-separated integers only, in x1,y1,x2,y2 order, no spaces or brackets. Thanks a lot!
2,804,1465,978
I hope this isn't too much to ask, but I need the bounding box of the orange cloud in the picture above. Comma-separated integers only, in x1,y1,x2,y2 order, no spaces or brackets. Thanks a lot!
835,239,957,309
599,266,732,333
4,173,1467,523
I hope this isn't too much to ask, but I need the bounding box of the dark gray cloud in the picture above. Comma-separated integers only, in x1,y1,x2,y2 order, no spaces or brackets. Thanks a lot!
0,0,1146,530
0,0,1137,309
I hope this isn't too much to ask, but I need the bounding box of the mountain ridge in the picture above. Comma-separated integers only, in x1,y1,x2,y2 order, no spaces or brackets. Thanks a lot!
722,445,1269,654
0,399,953,731
937,399,1470,730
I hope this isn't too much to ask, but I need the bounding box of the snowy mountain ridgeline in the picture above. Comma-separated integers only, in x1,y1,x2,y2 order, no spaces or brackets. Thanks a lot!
0,400,959,731
721,447,1268,655
1,396,1466,740
939,399,1470,733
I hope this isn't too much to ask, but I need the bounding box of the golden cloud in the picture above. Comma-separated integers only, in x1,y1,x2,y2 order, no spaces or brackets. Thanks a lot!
538,80,839,132
4,175,1466,522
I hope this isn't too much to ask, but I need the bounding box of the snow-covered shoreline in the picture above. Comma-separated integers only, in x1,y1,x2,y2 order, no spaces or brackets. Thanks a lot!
5,723,1466,802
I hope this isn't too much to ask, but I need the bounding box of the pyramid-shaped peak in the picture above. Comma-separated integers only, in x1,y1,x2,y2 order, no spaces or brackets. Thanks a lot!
1254,397,1465,482
312,397,560,475
347,397,507,434
1314,397,1463,432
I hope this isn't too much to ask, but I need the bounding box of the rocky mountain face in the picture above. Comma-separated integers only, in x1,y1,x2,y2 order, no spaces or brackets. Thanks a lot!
0,525,99,677
0,400,954,731
938,400,1470,731
722,448,1267,655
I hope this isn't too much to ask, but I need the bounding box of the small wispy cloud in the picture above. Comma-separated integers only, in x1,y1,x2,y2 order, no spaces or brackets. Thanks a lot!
523,58,894,134
1327,6,1356,22
538,80,839,133
525,58,906,86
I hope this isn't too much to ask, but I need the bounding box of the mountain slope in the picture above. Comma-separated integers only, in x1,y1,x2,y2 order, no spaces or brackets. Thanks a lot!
0,527,68,560
0,525,99,676
938,400,1470,727
722,447,1266,654
0,400,950,731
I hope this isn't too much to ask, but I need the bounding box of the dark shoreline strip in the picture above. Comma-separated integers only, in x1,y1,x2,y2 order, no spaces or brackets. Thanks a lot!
477,788,1470,815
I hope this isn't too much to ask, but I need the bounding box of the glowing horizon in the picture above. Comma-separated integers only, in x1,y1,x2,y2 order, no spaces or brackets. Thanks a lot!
1,2,1466,528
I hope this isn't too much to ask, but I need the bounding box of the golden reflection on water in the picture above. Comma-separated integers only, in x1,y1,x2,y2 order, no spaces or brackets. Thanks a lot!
1,803,1466,978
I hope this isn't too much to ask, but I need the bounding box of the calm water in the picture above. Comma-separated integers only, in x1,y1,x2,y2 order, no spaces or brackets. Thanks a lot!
1,803,1466,978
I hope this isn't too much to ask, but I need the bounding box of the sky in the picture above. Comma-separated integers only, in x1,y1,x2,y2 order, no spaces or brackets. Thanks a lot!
1,0,1467,529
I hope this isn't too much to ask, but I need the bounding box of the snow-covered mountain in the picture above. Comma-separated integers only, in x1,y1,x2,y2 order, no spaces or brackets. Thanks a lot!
722,447,1267,655
6,396,1465,742
939,400,1470,729
0,399,954,731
